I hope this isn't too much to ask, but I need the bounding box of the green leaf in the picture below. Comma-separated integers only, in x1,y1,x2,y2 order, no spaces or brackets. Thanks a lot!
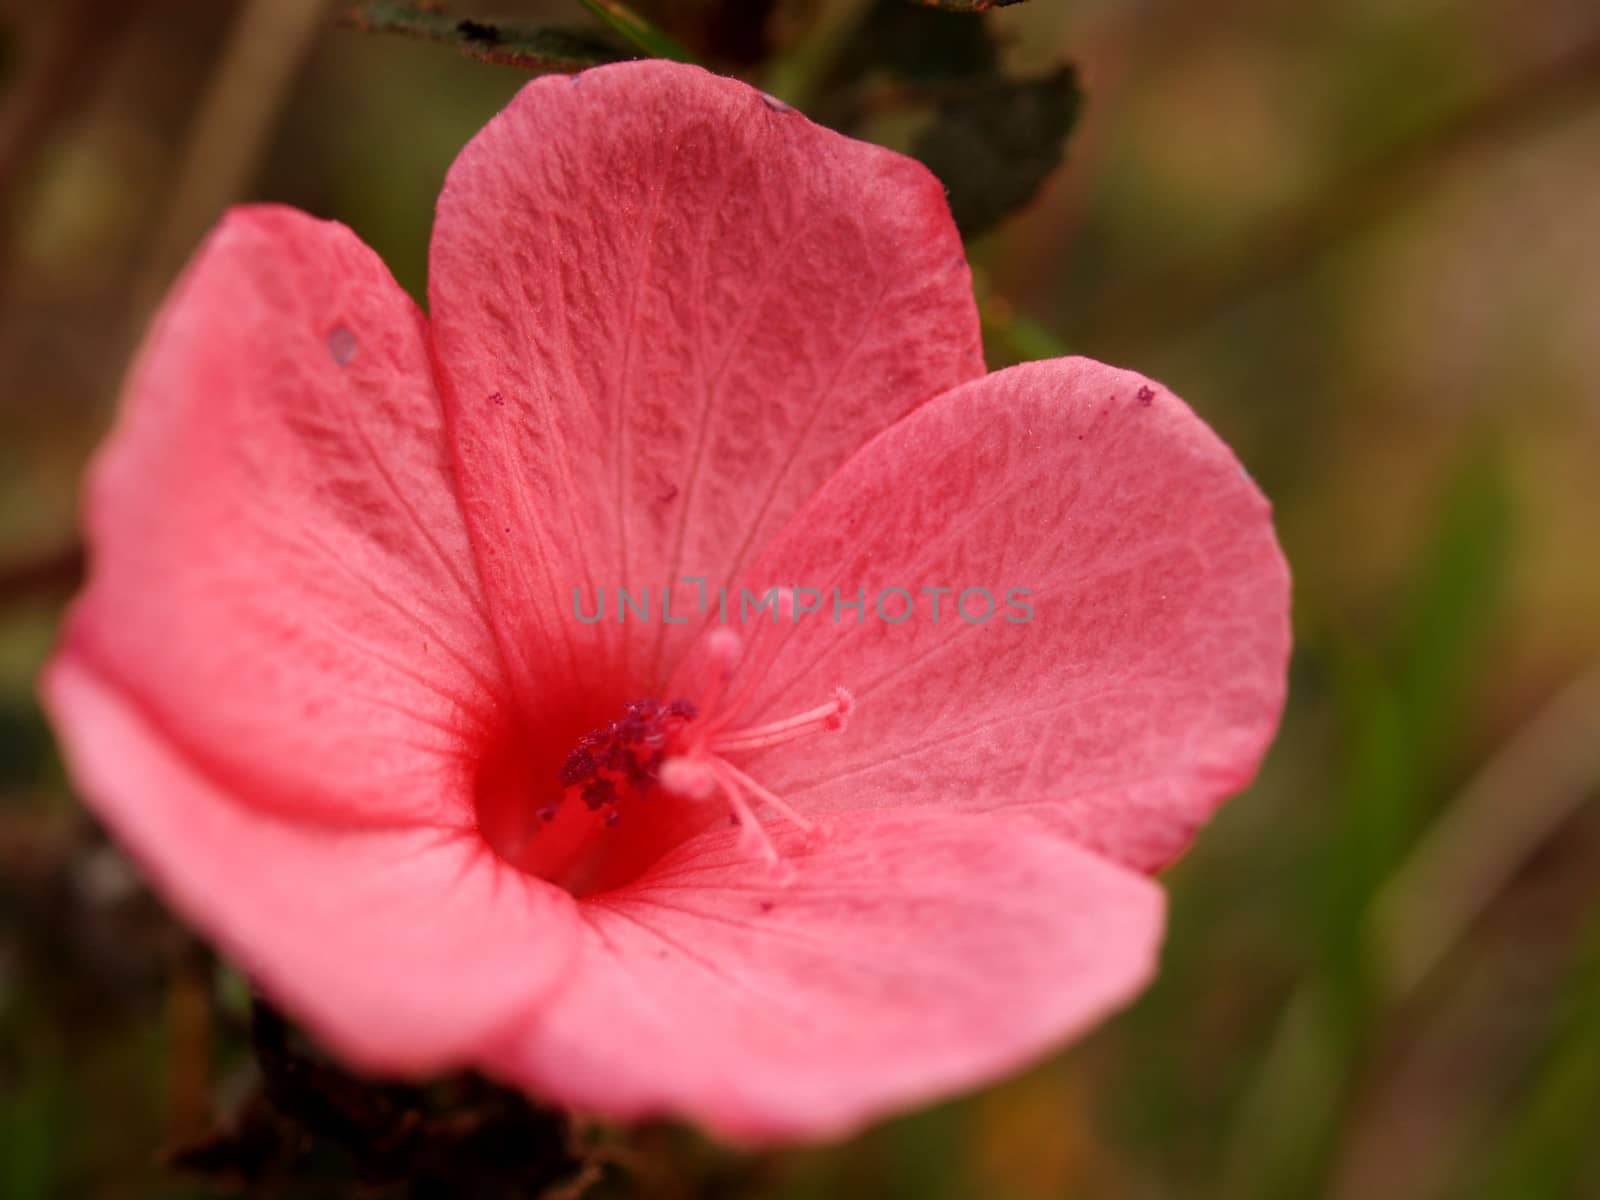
764,0,1080,237
340,3,628,72
911,67,1082,238
576,0,696,62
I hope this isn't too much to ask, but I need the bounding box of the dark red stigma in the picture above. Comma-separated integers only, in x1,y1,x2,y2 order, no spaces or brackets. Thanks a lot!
554,698,697,823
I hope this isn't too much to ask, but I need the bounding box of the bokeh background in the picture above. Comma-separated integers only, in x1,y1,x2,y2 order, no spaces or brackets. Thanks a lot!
2,1,1598,1196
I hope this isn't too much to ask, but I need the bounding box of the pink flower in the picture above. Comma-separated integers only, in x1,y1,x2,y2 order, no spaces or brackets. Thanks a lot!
41,61,1290,1141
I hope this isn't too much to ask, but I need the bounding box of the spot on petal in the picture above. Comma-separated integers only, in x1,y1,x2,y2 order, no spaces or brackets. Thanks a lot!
327,325,357,366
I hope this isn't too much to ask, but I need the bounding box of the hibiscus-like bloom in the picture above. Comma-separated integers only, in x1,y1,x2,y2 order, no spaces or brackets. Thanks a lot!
42,61,1289,1140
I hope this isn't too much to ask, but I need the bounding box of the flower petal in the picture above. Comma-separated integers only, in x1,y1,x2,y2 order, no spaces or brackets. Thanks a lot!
60,205,509,828
687,358,1291,873
428,60,985,709
489,810,1162,1140
42,654,578,1071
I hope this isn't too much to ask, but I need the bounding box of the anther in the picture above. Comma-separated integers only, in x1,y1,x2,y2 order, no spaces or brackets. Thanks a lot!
555,697,698,826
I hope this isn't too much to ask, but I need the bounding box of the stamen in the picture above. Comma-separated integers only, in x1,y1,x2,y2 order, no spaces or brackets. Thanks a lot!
659,752,784,865
654,677,847,876
657,755,716,800
692,628,744,723
711,768,783,867
709,687,854,753
708,758,816,832
707,627,743,668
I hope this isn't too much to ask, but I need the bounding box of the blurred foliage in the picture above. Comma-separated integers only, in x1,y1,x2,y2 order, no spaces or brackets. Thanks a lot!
1331,448,1515,1003
912,66,1081,237
576,0,694,60
3,0,1600,1197
342,3,629,71
1456,903,1600,1199
840,0,1000,81
1219,449,1517,1199
772,0,1080,236
160,1001,591,1196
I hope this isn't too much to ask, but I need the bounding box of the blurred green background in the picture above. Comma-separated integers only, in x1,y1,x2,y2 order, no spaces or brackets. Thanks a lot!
2,0,1598,1196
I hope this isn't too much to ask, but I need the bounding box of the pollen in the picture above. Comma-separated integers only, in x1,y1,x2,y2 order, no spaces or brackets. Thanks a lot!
555,697,697,822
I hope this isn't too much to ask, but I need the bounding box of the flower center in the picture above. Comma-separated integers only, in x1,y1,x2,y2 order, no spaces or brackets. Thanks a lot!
540,626,851,887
